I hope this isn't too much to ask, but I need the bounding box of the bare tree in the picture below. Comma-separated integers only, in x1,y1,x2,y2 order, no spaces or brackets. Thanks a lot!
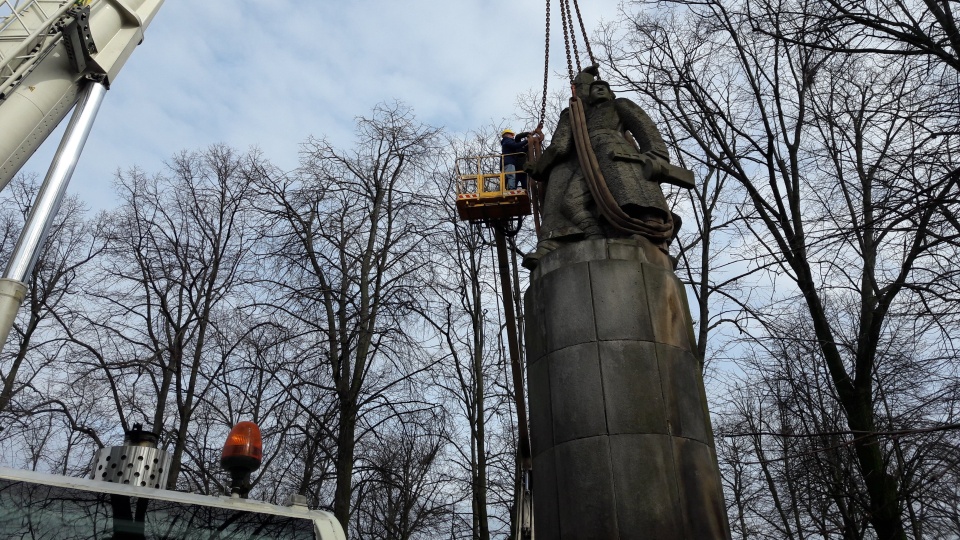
63,145,262,489
601,0,960,537
769,0,960,76
174,314,311,499
252,102,443,536
351,410,451,540
0,176,104,443
715,305,960,539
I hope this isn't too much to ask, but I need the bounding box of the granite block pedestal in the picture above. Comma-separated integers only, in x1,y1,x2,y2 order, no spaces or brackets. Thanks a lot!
525,237,731,539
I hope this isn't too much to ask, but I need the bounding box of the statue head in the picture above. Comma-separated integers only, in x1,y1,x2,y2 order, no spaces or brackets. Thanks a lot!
573,65,614,104
588,81,613,104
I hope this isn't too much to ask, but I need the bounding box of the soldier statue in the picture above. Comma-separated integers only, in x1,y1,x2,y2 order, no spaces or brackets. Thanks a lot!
523,65,693,269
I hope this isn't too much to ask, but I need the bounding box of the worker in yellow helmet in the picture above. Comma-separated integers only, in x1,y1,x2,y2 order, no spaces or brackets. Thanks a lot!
501,128,529,190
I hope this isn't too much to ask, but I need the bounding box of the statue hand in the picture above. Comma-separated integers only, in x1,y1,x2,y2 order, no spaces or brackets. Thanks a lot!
526,161,545,180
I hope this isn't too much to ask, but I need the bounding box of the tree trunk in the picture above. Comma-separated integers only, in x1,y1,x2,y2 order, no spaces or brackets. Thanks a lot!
333,404,358,536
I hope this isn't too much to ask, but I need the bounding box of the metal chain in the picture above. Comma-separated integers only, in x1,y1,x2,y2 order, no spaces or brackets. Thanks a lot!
562,0,581,74
572,0,596,66
540,0,551,128
540,0,597,108
558,0,573,83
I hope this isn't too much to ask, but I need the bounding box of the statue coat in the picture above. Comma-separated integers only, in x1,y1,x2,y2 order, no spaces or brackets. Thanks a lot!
532,97,674,242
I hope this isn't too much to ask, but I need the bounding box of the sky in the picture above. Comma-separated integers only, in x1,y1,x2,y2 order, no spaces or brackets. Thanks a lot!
16,0,625,210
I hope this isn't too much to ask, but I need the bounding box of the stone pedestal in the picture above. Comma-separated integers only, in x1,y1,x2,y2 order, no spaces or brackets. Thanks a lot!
524,237,731,539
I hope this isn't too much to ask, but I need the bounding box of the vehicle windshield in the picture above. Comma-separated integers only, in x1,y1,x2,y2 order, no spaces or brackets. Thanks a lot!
0,478,314,540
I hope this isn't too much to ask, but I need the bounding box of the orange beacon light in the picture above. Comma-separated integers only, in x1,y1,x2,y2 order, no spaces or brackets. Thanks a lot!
221,421,263,498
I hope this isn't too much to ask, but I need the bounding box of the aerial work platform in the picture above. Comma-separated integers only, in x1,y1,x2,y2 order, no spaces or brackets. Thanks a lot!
455,152,531,223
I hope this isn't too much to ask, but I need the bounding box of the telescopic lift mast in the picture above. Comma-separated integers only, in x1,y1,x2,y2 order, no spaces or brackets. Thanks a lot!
454,147,539,540
0,0,164,351
454,0,601,537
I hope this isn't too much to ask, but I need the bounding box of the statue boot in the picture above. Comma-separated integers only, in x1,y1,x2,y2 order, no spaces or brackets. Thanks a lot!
523,239,561,270
523,210,602,270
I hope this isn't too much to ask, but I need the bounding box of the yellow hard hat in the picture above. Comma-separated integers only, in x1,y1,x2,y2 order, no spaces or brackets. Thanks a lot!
502,129,514,135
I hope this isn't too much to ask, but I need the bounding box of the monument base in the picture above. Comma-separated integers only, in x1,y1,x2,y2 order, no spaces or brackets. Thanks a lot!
524,237,731,539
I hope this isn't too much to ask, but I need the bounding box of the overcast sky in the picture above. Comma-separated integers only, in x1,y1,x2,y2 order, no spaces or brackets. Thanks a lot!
18,0,624,210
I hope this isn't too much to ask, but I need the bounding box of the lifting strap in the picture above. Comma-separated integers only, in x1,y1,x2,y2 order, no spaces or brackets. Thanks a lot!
538,0,674,240
569,95,674,240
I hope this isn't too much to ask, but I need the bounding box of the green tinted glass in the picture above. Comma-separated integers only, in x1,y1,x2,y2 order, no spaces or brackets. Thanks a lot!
0,478,314,539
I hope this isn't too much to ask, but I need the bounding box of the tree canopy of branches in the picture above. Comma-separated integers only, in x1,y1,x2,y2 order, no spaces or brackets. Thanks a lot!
0,177,104,462
82,146,260,489
600,0,960,538
10,3,957,535
252,102,447,537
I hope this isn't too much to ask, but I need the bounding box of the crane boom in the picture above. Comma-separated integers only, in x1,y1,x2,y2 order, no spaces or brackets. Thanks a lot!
0,0,163,191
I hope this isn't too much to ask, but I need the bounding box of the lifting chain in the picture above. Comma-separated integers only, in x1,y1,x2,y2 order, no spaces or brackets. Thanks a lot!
539,0,551,128
558,0,574,83
563,0,582,74
572,0,596,66
544,0,596,96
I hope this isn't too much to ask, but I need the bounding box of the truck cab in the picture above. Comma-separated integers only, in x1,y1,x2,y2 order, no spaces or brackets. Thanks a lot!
0,466,346,540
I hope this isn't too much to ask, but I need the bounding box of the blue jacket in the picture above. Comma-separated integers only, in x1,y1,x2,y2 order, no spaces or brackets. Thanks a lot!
501,135,528,168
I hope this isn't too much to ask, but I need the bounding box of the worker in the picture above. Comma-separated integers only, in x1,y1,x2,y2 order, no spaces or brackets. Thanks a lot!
501,129,529,190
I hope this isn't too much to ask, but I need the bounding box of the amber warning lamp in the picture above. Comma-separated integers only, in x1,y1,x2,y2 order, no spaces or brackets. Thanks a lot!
221,421,263,498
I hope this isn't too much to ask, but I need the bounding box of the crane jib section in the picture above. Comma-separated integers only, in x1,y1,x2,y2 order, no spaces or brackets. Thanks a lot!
0,0,164,193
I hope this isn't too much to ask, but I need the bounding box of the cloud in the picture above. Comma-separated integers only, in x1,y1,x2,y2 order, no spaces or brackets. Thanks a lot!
16,0,622,209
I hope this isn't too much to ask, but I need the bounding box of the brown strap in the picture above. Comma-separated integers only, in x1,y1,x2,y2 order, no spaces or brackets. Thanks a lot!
527,131,544,239
568,96,673,239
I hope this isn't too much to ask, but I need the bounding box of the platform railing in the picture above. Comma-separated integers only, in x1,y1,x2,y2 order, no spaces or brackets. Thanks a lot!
456,152,526,198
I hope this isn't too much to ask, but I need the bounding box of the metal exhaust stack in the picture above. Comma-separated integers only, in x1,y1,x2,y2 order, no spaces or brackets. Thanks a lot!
92,423,172,489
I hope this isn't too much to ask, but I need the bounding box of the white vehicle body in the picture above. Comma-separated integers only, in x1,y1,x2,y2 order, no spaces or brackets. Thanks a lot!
0,466,347,539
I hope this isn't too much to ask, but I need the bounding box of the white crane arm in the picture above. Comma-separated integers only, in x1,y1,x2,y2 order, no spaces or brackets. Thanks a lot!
0,0,163,191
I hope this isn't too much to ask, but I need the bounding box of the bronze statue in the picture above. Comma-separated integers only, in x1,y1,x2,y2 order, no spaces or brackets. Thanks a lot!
524,65,694,269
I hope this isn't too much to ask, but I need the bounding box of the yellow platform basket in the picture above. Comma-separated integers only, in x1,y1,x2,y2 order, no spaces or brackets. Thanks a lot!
455,153,531,223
